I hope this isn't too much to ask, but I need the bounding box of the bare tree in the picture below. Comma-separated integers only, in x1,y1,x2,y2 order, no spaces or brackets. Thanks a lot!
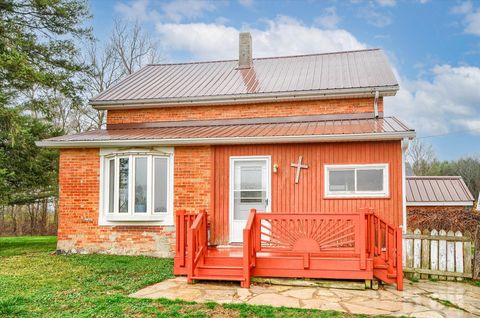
407,139,438,176
78,18,162,129
110,18,162,75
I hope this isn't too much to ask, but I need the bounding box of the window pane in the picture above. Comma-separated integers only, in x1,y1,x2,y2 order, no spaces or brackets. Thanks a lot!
134,157,148,213
357,169,384,192
118,158,129,213
108,159,115,213
235,164,264,190
329,170,355,192
154,158,168,213
233,191,266,219
239,190,264,203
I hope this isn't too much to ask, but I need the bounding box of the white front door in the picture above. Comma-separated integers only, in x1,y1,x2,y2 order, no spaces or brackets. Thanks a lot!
229,157,271,243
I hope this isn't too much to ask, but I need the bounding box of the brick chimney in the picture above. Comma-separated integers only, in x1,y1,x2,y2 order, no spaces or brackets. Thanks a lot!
238,32,252,69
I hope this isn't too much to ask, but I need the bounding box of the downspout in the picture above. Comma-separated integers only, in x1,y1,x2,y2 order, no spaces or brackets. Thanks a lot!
373,90,379,118
401,138,409,234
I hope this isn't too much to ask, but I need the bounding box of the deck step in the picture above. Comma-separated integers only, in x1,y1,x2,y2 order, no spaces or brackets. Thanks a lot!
204,257,242,267
191,275,244,281
198,265,242,270
196,265,243,277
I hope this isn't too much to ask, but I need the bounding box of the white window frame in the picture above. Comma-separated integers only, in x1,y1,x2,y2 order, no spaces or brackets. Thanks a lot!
99,148,174,226
324,164,389,198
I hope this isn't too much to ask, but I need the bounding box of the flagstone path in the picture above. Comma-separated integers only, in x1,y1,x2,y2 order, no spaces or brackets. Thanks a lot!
130,277,480,317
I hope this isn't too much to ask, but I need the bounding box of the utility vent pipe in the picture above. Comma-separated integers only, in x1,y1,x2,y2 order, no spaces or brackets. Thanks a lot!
239,32,252,68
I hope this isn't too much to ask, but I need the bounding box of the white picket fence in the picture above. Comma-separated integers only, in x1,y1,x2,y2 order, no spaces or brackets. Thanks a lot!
403,229,473,280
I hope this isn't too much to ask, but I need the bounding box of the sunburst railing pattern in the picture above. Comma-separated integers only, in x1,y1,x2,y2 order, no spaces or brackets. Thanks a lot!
254,213,361,254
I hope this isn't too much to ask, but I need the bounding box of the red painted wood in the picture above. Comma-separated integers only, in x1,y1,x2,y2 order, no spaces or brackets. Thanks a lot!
176,209,404,290
211,141,403,245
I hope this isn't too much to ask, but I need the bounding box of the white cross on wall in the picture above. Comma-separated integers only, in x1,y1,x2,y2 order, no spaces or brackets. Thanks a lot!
290,156,308,184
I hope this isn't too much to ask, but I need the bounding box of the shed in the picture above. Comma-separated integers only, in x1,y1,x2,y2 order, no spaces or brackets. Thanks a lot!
406,176,474,210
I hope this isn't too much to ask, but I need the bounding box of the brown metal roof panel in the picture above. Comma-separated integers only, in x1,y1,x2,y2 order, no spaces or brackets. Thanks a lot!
97,66,158,101
149,64,198,99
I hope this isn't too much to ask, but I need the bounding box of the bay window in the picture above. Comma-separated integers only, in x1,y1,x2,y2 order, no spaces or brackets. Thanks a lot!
101,150,173,224
325,164,389,198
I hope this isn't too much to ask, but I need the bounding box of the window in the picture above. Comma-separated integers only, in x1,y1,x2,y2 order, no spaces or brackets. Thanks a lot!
325,164,389,198
102,151,173,223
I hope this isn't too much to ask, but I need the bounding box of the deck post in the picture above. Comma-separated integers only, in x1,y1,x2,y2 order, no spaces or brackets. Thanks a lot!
187,225,195,283
359,208,367,270
177,210,186,267
242,208,256,288
396,225,404,291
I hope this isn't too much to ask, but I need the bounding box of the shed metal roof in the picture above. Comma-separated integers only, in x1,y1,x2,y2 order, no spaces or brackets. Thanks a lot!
37,115,414,148
91,49,398,109
406,176,474,206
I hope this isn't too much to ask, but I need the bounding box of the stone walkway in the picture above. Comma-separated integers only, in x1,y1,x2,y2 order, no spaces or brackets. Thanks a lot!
130,277,480,317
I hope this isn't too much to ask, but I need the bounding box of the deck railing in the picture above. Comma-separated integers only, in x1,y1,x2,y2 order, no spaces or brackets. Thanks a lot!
365,208,403,290
253,212,364,255
175,210,197,268
242,209,258,288
187,210,208,282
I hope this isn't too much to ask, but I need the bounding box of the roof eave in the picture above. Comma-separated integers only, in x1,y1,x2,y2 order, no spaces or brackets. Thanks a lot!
90,86,399,110
407,201,474,207
36,130,415,149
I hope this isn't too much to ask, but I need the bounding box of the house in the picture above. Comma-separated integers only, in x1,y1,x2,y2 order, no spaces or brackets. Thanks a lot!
406,176,475,218
38,33,415,290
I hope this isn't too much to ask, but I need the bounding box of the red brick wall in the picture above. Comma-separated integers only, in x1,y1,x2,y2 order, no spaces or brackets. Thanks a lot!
107,97,383,124
58,146,213,256
173,146,212,213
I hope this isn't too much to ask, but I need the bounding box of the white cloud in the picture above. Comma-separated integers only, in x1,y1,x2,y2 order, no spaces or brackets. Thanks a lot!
315,7,341,29
388,65,480,136
239,0,254,8
155,15,366,61
115,0,215,23
451,1,480,36
359,4,393,27
115,0,160,22
161,0,216,23
375,0,396,7
451,1,473,15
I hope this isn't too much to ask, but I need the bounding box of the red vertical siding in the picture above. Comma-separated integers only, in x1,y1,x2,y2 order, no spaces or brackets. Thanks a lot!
211,141,403,245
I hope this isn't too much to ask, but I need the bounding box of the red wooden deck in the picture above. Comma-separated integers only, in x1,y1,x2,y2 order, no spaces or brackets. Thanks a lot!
174,209,403,290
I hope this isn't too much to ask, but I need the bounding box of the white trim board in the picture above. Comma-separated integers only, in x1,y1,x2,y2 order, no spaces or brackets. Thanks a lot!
324,163,389,198
229,156,271,243
98,147,175,226
407,202,474,207
37,131,416,148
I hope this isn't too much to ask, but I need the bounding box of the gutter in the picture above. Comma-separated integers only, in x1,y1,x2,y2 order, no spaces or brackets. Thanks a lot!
90,86,399,110
36,130,416,148
407,201,474,207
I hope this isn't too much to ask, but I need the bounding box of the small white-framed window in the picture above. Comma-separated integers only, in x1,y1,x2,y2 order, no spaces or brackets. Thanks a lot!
324,164,389,198
100,149,174,225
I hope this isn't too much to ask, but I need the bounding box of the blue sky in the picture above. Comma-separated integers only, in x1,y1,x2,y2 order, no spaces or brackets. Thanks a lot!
89,0,480,160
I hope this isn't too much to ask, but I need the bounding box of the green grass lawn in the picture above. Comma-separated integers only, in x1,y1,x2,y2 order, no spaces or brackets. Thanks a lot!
0,236,358,318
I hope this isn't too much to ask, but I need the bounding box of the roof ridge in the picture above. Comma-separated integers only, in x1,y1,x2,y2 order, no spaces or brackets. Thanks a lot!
145,48,382,67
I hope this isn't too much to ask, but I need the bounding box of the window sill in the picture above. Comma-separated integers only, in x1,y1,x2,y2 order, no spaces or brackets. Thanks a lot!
105,214,166,222
324,194,390,199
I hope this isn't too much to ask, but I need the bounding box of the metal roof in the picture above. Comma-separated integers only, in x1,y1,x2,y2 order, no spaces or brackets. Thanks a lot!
37,115,414,148
406,176,474,206
91,49,398,109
